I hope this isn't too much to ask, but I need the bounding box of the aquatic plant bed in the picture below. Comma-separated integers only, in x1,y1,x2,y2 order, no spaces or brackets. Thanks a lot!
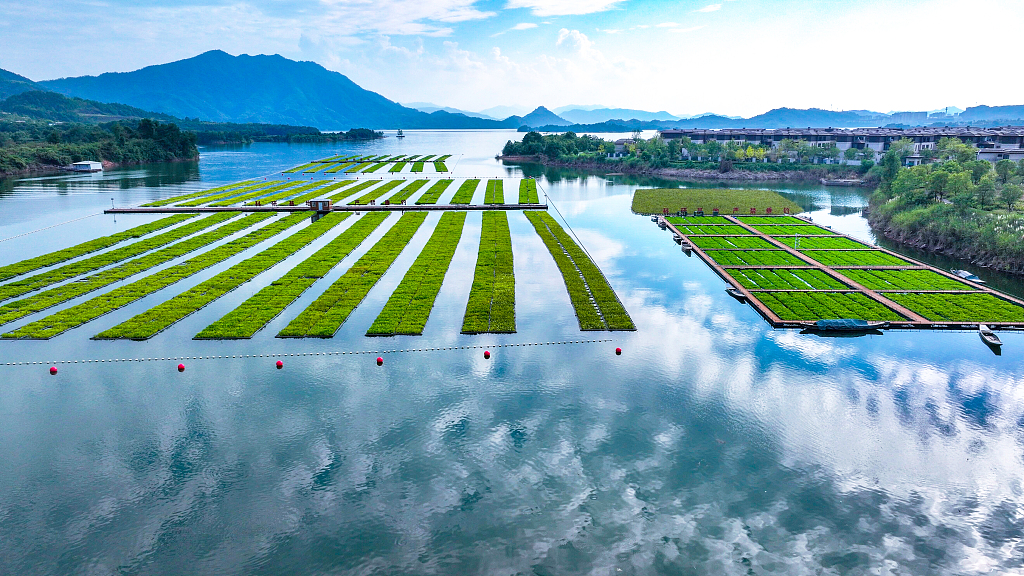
195,213,389,339
671,224,752,235
885,293,1024,323
214,180,328,207
95,213,350,339
143,180,260,207
756,292,906,322
415,180,454,205
411,162,425,173
484,180,504,204
346,163,372,173
389,162,407,173
801,250,914,267
1,213,302,339
366,212,467,336
689,236,777,250
775,236,870,249
325,162,355,173
348,181,403,205
433,162,448,173
386,180,429,204
450,180,480,204
750,225,836,236
278,212,428,338
665,216,730,225
726,269,847,291
363,162,388,173
631,188,802,215
0,214,195,282
841,269,976,292
250,180,355,206
519,179,538,204
177,180,285,206
708,250,808,267
284,162,320,173
462,211,515,334
736,216,808,225
526,211,634,331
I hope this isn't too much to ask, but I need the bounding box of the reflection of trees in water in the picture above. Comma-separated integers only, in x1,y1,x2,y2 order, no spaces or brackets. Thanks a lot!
0,161,200,200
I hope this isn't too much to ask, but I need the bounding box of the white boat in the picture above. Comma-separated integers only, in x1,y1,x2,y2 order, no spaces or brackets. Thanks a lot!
979,324,1002,348
396,129,405,138
951,269,985,283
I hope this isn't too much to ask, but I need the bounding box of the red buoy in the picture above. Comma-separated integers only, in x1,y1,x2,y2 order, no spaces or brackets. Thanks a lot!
177,363,185,372
376,356,384,366
49,366,58,375
615,347,622,355
483,350,491,359
276,360,284,369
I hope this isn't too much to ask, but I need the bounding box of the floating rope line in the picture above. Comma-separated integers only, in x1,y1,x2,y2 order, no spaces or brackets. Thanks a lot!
0,212,104,243
1,339,613,367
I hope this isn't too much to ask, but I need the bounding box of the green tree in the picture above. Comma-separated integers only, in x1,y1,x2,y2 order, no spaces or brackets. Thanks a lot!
928,170,949,201
947,171,975,207
996,159,1016,183
1000,183,1023,211
964,160,991,184
975,174,996,208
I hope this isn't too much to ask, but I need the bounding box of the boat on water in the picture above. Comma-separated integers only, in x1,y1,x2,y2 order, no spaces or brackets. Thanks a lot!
725,287,747,302
396,129,405,138
672,234,682,245
951,269,985,283
979,324,1003,348
807,319,889,332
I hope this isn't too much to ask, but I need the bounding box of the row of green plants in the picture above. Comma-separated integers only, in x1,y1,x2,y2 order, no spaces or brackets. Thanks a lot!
632,188,803,216
363,162,388,173
519,179,539,204
389,162,407,173
735,216,807,225
462,211,516,334
665,216,729,224
278,212,428,338
247,180,350,206
775,236,868,249
0,212,272,332
346,162,372,173
325,162,355,173
387,180,429,204
751,224,835,236
348,181,404,205
670,224,752,235
526,211,635,330
450,180,480,204
437,155,452,162
284,162,320,173
840,269,975,291
195,213,390,339
366,212,467,336
885,293,1024,322
801,250,912,267
143,180,259,207
0,213,225,303
708,250,807,267
484,180,504,204
434,162,448,173
756,291,905,322
411,162,425,173
689,236,777,250
94,213,349,339
727,269,847,291
215,180,328,207
177,180,284,207
0,214,194,282
414,180,454,205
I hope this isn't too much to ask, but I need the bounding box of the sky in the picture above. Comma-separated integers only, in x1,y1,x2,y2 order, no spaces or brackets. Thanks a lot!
1,0,1023,118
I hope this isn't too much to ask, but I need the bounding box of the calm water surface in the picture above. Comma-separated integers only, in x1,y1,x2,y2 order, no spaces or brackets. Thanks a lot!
1,131,1023,575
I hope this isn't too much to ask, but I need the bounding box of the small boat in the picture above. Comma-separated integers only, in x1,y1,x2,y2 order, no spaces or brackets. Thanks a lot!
979,324,1002,348
396,129,405,138
672,234,682,245
651,215,659,223
658,221,667,230
809,319,889,332
725,287,747,302
951,269,985,283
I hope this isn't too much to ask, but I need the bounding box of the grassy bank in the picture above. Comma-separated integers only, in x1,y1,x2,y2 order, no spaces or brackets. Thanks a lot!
632,188,803,215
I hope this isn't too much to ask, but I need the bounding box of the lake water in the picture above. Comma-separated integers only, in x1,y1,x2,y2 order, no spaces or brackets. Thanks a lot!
1,130,1023,575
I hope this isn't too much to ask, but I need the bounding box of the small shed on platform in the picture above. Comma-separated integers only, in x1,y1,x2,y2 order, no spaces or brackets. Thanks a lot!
72,161,103,172
308,199,332,212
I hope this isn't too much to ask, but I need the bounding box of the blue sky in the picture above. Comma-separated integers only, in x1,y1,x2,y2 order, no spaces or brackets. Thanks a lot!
1,0,1022,117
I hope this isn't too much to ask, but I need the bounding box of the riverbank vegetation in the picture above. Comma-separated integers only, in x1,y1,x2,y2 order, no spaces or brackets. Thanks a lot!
632,188,803,215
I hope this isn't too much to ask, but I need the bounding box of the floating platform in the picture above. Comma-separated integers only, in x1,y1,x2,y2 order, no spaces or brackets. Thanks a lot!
659,214,1024,330
106,203,547,214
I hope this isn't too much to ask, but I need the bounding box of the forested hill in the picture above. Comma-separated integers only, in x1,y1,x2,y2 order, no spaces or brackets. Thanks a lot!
0,90,178,123
0,68,40,100
40,50,520,131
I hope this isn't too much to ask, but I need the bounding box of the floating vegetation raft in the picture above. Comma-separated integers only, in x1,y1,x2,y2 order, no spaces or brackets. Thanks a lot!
462,211,515,334
415,180,453,205
632,188,803,216
483,180,504,204
367,212,467,336
527,211,635,331
519,179,538,204
661,213,1024,327
450,179,480,204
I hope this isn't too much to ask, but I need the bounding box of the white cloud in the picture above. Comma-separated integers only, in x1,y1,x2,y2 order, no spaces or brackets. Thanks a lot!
655,22,679,27
510,23,538,30
694,3,722,12
505,0,622,16
669,25,705,33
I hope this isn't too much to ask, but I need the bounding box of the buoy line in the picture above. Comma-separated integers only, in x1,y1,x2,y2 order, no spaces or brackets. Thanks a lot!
0,212,104,243
1,339,614,367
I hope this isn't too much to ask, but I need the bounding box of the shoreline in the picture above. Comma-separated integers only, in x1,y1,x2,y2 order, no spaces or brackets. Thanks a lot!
0,157,195,179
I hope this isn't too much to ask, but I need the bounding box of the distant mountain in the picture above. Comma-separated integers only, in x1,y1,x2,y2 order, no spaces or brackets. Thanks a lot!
0,90,178,123
0,68,41,100
480,105,531,119
958,105,1024,123
39,50,518,130
519,106,571,127
552,104,605,114
403,102,498,120
559,107,680,124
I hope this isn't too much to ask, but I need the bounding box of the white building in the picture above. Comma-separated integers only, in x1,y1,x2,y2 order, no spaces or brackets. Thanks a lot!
71,161,102,172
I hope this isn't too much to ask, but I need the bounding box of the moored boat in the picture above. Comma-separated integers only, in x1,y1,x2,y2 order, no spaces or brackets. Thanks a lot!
725,287,747,302
979,324,1002,348
951,269,985,283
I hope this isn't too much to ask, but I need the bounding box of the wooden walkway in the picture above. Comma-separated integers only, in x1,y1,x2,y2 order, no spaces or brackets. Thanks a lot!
106,204,547,215
662,214,1024,330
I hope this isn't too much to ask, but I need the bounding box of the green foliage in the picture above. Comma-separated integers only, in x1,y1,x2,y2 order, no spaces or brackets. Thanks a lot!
800,250,913,267
325,162,355,173
367,212,467,336
0,214,194,282
665,216,730,224
525,211,634,330
346,162,372,173
840,270,975,291
411,162,425,173
774,236,868,249
727,269,847,290
670,224,752,235
386,180,429,204
503,131,606,158
706,250,807,266
389,162,407,173
0,212,282,337
143,179,260,207
751,224,836,236
450,179,480,204
215,180,329,207
689,236,777,249
483,180,504,204
735,216,807,225
632,188,802,216
886,293,1024,322
254,180,355,206
462,212,516,334
996,159,1016,183
1000,184,1023,211
363,162,388,173
196,213,388,339
433,162,448,173
278,212,428,338
176,179,286,206
415,179,454,205
347,180,404,205
95,213,350,340
518,179,539,204
757,291,905,322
